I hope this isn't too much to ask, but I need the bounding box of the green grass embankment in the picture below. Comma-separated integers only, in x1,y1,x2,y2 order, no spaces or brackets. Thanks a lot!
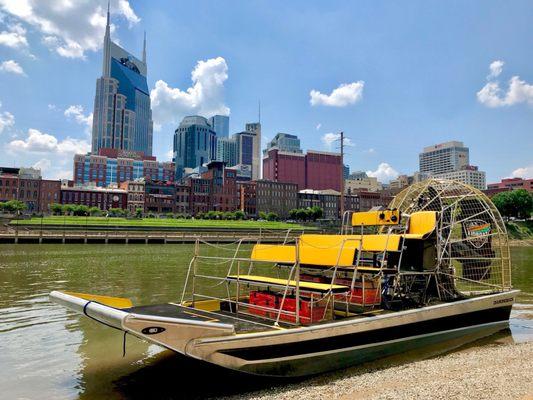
9,216,312,230
506,220,533,240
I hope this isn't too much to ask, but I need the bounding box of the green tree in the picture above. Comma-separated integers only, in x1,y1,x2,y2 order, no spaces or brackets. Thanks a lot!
309,206,323,221
2,200,27,214
73,205,89,216
493,189,533,219
258,211,268,220
89,206,101,216
108,208,125,217
62,204,75,215
135,208,143,218
266,212,279,221
288,208,298,220
50,203,63,215
234,210,245,220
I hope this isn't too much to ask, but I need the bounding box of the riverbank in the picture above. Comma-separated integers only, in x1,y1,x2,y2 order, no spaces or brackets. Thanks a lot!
229,341,533,400
7,216,310,230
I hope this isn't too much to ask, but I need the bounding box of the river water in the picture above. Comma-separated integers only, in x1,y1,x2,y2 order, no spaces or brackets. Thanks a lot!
0,244,532,399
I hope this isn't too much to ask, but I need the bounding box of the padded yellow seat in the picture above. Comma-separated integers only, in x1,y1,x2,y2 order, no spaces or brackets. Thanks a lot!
226,274,349,293
251,234,402,267
403,211,437,239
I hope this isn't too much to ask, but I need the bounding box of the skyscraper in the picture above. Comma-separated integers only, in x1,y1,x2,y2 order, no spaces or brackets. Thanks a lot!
263,132,302,155
91,4,153,156
419,141,469,175
209,115,229,137
245,122,261,180
419,141,486,189
216,136,238,166
173,116,217,179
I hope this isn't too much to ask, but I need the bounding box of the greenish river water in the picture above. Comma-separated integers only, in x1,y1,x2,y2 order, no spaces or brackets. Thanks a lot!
0,244,531,399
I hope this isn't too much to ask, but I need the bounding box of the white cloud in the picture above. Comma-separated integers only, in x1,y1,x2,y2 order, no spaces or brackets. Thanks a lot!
365,148,376,154
32,158,51,171
64,104,93,134
150,57,230,130
310,81,364,107
367,163,399,183
511,165,533,179
0,0,139,59
8,128,90,155
477,61,533,108
0,23,28,48
0,59,25,75
321,132,354,150
0,101,15,134
316,123,322,130
47,103,57,110
487,60,504,80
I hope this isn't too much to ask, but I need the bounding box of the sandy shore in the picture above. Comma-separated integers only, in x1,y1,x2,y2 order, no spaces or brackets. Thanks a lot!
227,341,533,400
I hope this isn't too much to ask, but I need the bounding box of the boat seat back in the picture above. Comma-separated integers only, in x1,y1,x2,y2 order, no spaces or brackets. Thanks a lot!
405,211,437,238
250,234,402,267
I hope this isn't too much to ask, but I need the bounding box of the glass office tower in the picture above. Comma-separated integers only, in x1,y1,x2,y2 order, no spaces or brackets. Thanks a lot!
91,7,153,156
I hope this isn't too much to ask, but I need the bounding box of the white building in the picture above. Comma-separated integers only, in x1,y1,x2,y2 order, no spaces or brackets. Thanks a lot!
419,141,469,175
345,176,382,192
434,167,486,190
245,122,261,180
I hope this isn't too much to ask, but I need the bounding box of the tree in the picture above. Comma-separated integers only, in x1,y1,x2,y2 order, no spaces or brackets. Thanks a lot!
2,200,27,214
73,205,89,216
258,211,268,220
89,206,101,216
234,210,245,220
288,208,298,220
309,206,323,221
266,212,279,221
108,208,125,217
493,189,533,219
135,208,143,218
62,204,75,215
50,203,63,215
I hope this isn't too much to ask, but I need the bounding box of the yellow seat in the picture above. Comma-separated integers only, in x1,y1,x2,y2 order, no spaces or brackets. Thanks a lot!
250,234,402,267
403,211,437,239
226,274,349,293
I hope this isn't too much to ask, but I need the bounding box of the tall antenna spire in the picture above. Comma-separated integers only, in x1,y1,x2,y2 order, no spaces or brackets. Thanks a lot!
258,100,261,124
106,0,110,34
142,31,146,64
102,0,111,77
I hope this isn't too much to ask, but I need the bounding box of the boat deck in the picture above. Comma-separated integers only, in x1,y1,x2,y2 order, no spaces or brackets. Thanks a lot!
124,303,282,333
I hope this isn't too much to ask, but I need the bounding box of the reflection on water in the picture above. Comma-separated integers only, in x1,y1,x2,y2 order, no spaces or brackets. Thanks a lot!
0,244,531,399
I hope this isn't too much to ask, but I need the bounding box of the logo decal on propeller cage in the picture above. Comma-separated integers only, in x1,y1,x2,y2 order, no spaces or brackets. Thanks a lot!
464,220,491,248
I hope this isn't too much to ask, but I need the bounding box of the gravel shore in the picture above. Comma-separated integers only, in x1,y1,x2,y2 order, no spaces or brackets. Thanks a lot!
227,341,533,400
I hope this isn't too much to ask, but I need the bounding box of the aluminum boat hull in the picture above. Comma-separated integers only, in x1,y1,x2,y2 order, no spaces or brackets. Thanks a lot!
50,290,517,377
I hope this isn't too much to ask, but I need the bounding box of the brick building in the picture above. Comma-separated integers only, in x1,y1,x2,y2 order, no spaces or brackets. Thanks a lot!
74,148,174,187
121,180,145,214
238,181,257,217
60,186,127,210
255,180,298,218
144,180,176,214
487,177,533,193
263,148,342,191
39,180,61,213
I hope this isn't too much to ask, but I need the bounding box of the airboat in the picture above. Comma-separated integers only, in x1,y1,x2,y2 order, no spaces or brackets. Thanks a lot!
50,179,518,376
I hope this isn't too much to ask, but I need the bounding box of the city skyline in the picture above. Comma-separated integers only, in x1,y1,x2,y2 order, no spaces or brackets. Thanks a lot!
0,1,532,182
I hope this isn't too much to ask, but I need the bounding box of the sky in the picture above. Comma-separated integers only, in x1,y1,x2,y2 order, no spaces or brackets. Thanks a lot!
0,0,532,183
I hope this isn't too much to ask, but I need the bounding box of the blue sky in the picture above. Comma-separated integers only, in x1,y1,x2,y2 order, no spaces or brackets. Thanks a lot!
0,0,532,182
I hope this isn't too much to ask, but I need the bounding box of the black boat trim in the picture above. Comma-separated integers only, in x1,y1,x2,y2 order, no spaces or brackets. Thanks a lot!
219,305,512,361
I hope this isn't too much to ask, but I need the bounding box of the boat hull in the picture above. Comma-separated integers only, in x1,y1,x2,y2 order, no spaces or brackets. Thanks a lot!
50,290,518,377
190,291,517,376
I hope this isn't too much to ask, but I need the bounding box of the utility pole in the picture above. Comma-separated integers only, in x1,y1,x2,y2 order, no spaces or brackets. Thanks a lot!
340,131,345,220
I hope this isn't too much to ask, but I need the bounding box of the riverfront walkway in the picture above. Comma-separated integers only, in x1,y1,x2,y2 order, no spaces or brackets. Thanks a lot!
0,228,307,244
